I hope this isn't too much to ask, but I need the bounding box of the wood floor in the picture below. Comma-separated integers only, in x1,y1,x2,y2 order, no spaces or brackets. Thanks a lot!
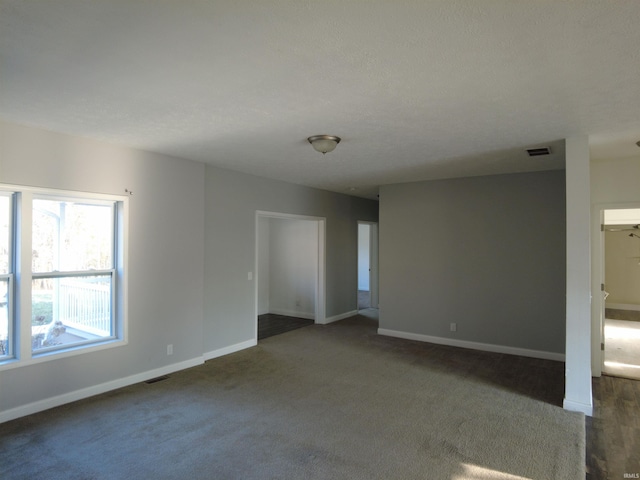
588,308,640,478
587,374,640,479
258,313,313,340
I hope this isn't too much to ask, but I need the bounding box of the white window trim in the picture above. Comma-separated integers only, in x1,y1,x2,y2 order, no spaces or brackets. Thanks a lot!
0,184,129,371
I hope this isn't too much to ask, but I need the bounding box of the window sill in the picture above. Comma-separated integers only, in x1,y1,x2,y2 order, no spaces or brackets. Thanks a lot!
0,338,127,371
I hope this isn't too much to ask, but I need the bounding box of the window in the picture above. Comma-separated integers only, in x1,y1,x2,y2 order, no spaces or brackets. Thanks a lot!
31,198,116,353
0,185,127,367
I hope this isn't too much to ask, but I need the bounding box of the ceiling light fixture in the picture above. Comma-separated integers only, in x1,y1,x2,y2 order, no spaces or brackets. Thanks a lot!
308,135,341,154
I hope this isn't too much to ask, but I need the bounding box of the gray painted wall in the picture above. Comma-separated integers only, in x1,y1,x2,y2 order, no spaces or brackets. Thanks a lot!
256,216,318,318
0,120,205,413
203,167,378,354
379,170,566,354
268,218,318,319
0,120,378,417
257,216,270,315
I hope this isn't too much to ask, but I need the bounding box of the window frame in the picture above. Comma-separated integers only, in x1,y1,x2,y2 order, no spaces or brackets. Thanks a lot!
0,192,15,359
0,275,13,358
0,184,128,370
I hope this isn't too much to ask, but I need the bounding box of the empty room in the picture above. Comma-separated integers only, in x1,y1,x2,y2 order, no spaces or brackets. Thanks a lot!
1,2,640,479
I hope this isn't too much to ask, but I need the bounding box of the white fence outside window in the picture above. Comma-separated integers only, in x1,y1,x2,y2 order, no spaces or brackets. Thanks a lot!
58,279,112,337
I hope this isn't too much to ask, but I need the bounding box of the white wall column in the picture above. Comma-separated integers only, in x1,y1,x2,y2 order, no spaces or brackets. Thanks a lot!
564,136,593,416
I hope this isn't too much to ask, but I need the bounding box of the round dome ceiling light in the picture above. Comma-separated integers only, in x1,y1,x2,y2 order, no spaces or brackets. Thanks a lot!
308,135,341,154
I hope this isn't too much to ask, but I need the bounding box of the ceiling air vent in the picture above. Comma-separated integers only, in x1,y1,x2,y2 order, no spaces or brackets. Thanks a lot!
526,147,551,157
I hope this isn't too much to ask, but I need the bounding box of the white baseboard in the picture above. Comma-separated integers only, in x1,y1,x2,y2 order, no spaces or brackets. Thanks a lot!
203,339,256,361
563,398,593,416
605,303,640,312
268,308,315,320
321,310,358,325
0,357,204,424
377,328,566,362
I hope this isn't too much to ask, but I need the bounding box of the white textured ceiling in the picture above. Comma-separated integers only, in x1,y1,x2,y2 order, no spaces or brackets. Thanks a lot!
2,1,640,199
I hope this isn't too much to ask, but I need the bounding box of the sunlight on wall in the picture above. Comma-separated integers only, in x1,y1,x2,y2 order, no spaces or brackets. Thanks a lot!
453,464,531,480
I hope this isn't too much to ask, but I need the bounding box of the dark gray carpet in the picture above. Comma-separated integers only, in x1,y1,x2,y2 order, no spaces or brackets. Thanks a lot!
358,290,370,309
0,316,584,479
258,313,313,340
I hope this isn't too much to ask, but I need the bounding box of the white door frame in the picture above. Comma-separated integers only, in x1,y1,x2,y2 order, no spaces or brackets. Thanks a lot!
591,202,640,377
255,211,326,341
358,221,379,309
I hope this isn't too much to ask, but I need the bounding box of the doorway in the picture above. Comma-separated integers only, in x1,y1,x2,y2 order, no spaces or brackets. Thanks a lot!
255,211,326,341
358,222,378,312
601,208,640,380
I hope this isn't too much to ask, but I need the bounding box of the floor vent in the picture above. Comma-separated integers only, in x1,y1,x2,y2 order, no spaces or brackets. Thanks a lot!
526,147,551,157
145,375,170,384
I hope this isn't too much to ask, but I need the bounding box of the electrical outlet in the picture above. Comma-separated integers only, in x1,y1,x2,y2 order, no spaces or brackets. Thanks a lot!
167,344,173,355
450,323,457,332
248,272,253,280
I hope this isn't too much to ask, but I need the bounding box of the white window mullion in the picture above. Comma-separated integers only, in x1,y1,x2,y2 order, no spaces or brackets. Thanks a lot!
16,192,32,361
116,199,128,342
32,269,115,280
